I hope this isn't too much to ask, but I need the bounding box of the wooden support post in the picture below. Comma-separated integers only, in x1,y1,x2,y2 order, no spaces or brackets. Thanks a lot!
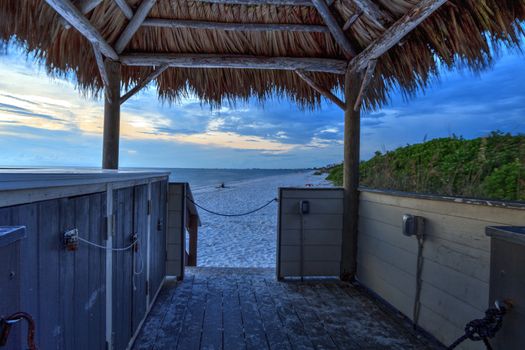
341,68,363,281
187,215,198,267
102,60,121,169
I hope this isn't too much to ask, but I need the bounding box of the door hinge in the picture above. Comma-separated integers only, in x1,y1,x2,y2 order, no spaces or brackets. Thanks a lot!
146,280,149,296
147,200,152,215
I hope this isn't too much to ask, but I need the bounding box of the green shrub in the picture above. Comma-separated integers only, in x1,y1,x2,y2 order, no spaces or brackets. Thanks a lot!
325,132,525,201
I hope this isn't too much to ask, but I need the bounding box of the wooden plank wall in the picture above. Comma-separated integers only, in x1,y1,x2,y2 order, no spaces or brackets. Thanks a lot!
0,218,22,350
166,183,185,277
0,177,169,350
0,193,107,350
278,188,344,278
148,180,168,298
357,190,525,349
112,187,134,350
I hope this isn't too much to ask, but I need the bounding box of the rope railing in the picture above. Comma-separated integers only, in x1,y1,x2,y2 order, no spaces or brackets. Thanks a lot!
186,196,277,217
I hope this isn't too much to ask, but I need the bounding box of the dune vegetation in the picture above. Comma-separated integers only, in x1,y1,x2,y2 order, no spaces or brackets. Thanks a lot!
326,132,525,201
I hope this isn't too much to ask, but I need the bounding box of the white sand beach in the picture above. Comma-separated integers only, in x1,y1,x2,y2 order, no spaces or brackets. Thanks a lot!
192,171,333,267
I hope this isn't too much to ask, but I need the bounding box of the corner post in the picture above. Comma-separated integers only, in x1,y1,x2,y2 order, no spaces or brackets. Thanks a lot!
341,68,363,280
102,60,121,169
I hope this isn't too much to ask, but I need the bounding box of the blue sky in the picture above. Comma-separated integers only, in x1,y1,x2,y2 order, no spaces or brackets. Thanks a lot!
0,46,523,169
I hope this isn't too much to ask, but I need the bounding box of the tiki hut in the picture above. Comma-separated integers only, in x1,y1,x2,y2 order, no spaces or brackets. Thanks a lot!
1,1,525,349
1,0,524,277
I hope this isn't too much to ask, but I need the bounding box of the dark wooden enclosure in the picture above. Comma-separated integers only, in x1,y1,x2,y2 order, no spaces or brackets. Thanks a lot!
0,170,169,350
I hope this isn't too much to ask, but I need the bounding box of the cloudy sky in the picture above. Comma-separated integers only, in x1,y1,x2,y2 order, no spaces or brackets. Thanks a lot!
0,45,523,169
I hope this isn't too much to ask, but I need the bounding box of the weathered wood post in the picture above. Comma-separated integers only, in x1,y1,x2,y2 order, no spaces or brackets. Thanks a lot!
102,60,121,169
187,214,198,267
341,69,363,280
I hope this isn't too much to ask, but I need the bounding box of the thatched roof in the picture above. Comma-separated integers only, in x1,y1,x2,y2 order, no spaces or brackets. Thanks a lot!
1,0,524,109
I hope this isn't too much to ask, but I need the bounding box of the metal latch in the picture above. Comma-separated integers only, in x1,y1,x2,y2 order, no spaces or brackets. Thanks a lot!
63,229,79,251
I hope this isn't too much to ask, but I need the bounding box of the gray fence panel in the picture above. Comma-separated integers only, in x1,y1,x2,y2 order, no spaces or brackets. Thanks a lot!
132,184,148,334
277,188,344,279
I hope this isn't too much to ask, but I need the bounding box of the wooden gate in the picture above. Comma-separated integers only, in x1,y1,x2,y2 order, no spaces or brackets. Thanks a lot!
277,188,344,280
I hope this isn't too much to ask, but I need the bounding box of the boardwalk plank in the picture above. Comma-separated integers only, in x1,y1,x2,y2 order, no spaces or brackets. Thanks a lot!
201,289,223,350
176,280,207,350
263,279,315,350
223,289,246,350
133,279,185,349
238,287,270,350
275,283,338,350
132,268,440,350
251,279,292,350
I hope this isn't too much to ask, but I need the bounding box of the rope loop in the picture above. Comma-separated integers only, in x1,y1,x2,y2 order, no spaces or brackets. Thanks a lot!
187,196,277,217
448,303,508,350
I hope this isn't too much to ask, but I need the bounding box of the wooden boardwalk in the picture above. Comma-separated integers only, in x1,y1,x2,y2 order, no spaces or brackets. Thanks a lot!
133,267,440,350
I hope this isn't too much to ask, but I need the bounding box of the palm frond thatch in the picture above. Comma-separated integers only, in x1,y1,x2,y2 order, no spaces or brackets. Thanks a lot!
0,0,524,109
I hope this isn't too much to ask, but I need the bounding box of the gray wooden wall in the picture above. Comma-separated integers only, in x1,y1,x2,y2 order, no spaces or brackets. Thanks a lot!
357,190,525,350
166,183,185,277
0,177,169,350
278,188,344,279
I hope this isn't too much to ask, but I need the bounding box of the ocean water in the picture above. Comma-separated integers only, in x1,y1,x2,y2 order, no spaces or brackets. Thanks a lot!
0,166,311,191
160,168,309,190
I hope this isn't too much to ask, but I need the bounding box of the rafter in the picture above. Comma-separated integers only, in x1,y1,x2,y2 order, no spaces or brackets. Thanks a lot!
59,0,102,29
311,0,356,59
295,70,345,110
120,65,169,104
114,0,133,19
352,0,389,28
114,0,156,54
75,0,102,13
120,53,348,74
349,0,448,72
353,59,376,111
142,18,330,33
92,43,110,88
44,0,119,60
342,11,362,32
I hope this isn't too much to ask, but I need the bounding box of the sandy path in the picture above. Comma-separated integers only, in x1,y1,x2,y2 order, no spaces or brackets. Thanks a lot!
192,171,332,267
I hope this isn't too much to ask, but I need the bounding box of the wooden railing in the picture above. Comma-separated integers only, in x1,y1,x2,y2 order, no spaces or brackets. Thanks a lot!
184,184,200,266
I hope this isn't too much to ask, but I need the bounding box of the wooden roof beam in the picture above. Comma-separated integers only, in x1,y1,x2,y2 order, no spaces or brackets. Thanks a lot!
92,43,110,90
120,65,169,104
120,53,348,74
114,0,134,19
295,70,345,110
349,0,448,72
59,0,102,29
44,0,119,60
354,59,376,111
114,0,156,54
75,0,102,13
352,0,389,28
142,18,330,33
343,11,363,32
311,0,356,59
